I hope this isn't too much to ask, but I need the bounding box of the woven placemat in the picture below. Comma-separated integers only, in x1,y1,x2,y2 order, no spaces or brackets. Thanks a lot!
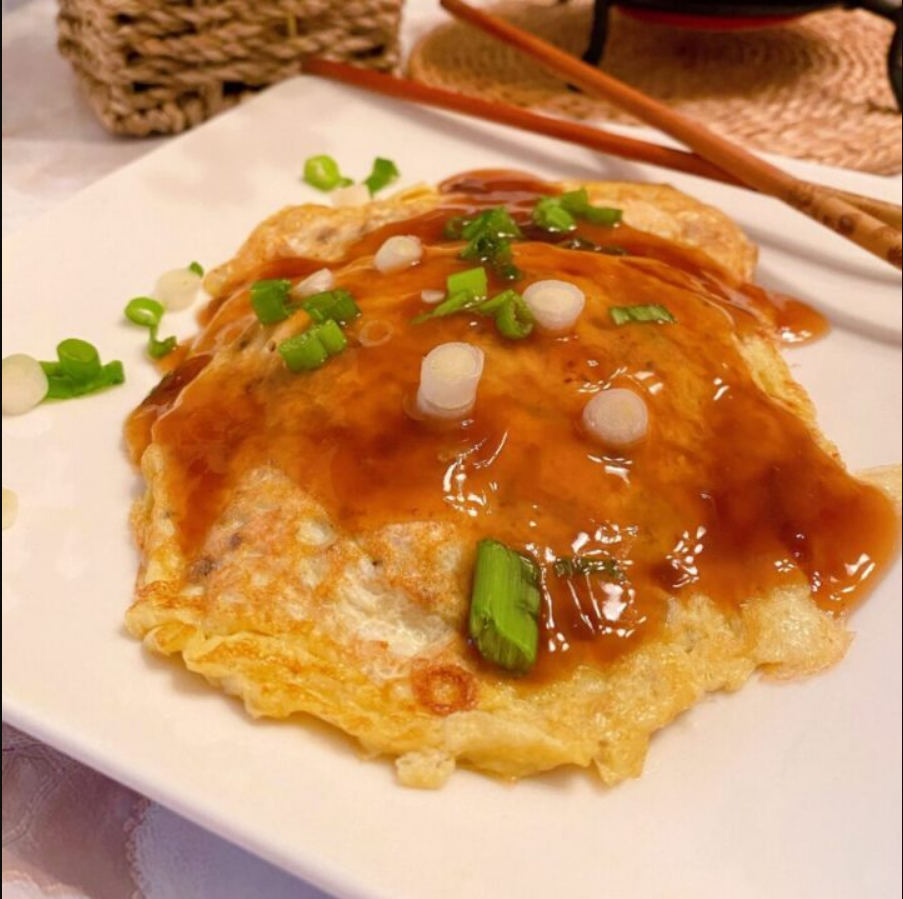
409,1,901,175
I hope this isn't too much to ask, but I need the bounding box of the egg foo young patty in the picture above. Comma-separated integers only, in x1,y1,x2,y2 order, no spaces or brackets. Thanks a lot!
125,173,900,788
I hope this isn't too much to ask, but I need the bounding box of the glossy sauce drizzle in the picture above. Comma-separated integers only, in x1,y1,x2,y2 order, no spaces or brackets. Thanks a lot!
126,171,898,679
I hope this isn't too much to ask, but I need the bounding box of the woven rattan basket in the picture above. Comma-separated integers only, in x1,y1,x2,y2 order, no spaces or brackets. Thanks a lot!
57,0,404,137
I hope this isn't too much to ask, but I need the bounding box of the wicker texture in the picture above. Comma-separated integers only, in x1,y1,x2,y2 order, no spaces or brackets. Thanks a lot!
409,1,902,175
58,0,404,136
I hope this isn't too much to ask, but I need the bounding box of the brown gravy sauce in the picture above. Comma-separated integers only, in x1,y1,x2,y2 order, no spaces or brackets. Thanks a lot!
126,171,897,679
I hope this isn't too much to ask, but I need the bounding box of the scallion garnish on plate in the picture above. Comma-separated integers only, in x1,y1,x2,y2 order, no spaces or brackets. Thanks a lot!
364,157,400,195
278,320,348,372
610,304,676,326
124,297,177,359
303,155,353,192
469,539,541,675
41,339,125,400
533,189,623,233
188,260,204,277
445,207,523,282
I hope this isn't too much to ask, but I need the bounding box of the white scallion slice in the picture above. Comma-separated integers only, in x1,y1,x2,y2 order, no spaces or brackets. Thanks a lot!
2,354,49,415
155,267,202,311
331,184,371,208
421,289,446,305
375,235,423,274
416,342,485,420
2,488,18,530
582,388,649,450
291,268,335,299
522,279,586,333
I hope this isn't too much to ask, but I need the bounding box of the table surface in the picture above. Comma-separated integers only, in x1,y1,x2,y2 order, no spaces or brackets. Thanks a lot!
1,2,899,898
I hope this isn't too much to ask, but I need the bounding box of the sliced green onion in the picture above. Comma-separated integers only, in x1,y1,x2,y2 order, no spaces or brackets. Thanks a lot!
188,261,204,277
250,279,293,324
124,297,176,359
303,155,349,192
125,297,164,329
559,188,592,215
278,321,348,372
533,196,576,233
447,266,488,300
553,556,624,580
584,206,623,227
495,293,534,340
302,289,361,325
412,290,479,325
475,288,517,317
610,304,676,326
148,335,178,359
463,207,522,241
40,348,124,400
364,157,400,195
469,539,541,675
317,319,348,355
278,329,329,372
57,338,102,383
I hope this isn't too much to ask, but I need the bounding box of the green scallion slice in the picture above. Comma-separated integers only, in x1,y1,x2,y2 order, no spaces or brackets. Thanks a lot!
494,293,534,340
584,206,623,227
412,290,480,324
41,347,124,400
124,297,164,329
148,335,178,359
278,329,329,372
610,304,676,326
447,266,488,300
250,279,293,325
469,539,541,675
57,338,102,383
302,289,361,325
188,261,204,277
533,197,577,233
364,157,400,195
303,155,349,192
317,319,348,355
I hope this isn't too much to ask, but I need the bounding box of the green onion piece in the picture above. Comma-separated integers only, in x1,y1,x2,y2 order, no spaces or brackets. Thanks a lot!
553,556,623,580
302,289,361,325
148,334,177,359
584,206,623,227
447,266,488,300
495,294,534,340
188,261,204,277
469,539,541,675
364,157,400,195
462,207,522,241
41,353,125,400
533,197,577,233
610,304,676,326
278,329,329,372
303,155,349,192
250,279,293,324
317,319,348,355
411,290,479,324
559,188,591,215
475,288,517,317
124,297,164,329
56,338,101,383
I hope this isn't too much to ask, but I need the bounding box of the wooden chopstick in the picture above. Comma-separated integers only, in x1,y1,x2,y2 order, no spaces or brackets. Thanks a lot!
439,0,903,271
302,58,903,232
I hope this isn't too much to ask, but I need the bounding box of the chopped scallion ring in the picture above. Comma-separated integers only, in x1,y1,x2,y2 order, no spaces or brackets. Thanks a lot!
609,304,675,326
2,354,49,415
364,157,400,195
250,279,293,325
57,338,102,383
533,196,576,233
303,155,350,192
188,261,204,277
40,342,125,400
469,539,541,674
124,296,177,358
447,266,488,300
495,293,534,340
302,289,361,325
278,321,349,373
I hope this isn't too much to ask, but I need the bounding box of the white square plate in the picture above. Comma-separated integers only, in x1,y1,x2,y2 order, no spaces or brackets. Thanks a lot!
3,77,901,899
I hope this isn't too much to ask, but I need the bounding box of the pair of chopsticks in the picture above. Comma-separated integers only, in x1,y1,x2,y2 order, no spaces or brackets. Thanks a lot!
303,0,902,271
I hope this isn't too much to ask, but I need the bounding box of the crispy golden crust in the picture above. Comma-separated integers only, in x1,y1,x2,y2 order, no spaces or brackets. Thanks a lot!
128,183,898,788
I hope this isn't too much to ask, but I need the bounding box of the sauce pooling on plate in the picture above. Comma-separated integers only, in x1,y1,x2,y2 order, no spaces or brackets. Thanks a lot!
126,171,898,680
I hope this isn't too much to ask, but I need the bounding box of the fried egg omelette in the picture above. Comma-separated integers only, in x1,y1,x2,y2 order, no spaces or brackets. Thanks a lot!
125,172,901,788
